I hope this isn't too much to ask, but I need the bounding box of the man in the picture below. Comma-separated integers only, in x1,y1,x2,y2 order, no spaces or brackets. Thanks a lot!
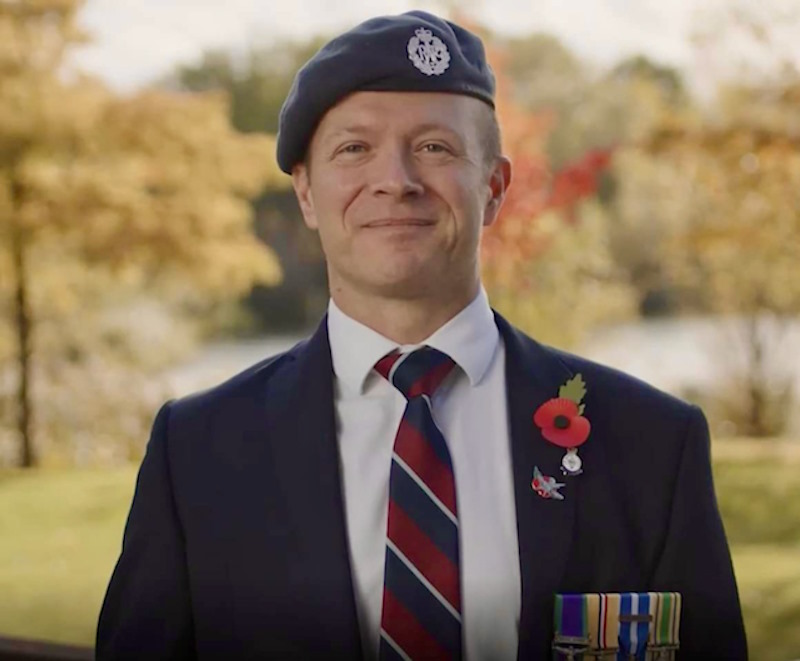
97,11,747,660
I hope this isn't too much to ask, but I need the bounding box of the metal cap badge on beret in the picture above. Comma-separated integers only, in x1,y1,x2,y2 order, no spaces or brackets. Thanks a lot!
276,11,495,174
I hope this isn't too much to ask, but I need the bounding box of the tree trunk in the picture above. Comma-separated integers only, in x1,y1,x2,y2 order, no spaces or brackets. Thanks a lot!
745,314,768,437
9,186,35,468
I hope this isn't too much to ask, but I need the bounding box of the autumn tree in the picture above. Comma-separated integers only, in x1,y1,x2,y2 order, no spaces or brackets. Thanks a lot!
168,40,329,330
480,35,636,348
605,2,800,436
0,0,282,466
636,82,800,435
497,31,698,318
166,38,327,135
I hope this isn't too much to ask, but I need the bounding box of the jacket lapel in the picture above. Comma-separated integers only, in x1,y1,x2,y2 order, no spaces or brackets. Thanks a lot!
263,317,363,659
495,313,578,659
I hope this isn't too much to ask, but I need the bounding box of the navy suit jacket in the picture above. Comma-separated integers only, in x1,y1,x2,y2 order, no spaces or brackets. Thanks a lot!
97,313,747,660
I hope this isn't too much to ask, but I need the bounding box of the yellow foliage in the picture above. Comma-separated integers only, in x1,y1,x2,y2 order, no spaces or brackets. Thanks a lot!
0,0,87,76
636,87,800,316
1,86,283,301
1,0,284,302
0,0,286,464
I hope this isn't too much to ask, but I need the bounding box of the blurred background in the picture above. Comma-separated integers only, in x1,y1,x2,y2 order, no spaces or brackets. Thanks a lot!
0,0,798,658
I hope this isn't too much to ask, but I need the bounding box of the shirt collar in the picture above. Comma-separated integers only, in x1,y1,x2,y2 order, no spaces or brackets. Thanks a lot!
327,287,499,395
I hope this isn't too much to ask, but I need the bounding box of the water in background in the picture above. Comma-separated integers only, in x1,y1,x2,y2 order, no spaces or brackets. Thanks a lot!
164,317,800,433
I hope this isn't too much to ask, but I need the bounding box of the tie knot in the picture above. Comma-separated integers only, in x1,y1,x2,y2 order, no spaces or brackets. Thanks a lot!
375,347,456,400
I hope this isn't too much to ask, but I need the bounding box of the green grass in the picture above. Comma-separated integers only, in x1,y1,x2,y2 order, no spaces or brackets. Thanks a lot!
712,440,800,660
0,441,798,659
0,468,138,646
733,544,800,661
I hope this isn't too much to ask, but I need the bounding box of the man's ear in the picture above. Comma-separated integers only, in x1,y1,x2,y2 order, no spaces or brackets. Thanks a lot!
483,156,512,228
291,163,318,230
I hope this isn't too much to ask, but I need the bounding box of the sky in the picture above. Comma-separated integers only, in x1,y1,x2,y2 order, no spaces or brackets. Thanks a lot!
69,0,799,93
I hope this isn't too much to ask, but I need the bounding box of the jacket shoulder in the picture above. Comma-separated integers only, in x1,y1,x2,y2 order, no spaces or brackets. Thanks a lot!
497,311,694,419
166,336,310,424
547,344,696,418
498,314,703,450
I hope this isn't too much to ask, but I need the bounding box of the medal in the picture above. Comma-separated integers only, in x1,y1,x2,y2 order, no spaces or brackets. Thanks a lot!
561,448,583,476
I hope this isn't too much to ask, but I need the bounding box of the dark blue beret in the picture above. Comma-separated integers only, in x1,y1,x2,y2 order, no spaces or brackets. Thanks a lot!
276,11,495,173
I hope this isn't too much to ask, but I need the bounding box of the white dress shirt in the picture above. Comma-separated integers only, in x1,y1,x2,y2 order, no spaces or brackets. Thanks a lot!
328,288,521,661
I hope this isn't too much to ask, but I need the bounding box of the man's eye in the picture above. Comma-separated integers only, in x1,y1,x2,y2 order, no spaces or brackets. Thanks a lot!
339,144,366,154
421,143,448,153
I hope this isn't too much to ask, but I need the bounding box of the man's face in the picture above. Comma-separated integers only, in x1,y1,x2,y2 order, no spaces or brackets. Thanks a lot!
291,91,510,303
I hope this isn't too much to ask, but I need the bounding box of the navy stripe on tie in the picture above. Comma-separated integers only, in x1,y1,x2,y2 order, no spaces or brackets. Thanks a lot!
379,635,408,661
392,348,451,396
384,548,462,656
403,399,453,469
390,461,459,564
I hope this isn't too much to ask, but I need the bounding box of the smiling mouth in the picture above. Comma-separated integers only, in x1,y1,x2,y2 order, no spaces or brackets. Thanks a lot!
364,218,435,228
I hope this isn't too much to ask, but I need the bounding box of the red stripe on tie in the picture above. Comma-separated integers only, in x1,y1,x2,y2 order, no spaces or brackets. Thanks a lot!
375,352,401,380
388,501,461,611
407,359,454,398
395,419,457,515
382,589,452,661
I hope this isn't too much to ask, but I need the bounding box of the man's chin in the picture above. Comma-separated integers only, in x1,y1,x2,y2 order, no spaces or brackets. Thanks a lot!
358,270,444,301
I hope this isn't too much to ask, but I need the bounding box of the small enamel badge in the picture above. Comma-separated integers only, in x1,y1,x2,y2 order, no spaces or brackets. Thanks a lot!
531,466,565,500
534,374,591,476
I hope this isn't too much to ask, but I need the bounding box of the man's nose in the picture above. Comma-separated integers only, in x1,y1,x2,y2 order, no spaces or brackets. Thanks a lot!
369,146,425,199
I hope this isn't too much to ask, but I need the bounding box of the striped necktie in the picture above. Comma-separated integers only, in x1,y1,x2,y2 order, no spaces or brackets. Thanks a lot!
374,347,462,661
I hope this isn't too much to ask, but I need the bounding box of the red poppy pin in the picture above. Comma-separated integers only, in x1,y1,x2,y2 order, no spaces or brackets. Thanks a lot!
533,373,590,477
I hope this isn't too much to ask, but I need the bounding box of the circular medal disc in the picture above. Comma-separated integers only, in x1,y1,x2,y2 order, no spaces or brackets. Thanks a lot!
561,449,582,474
